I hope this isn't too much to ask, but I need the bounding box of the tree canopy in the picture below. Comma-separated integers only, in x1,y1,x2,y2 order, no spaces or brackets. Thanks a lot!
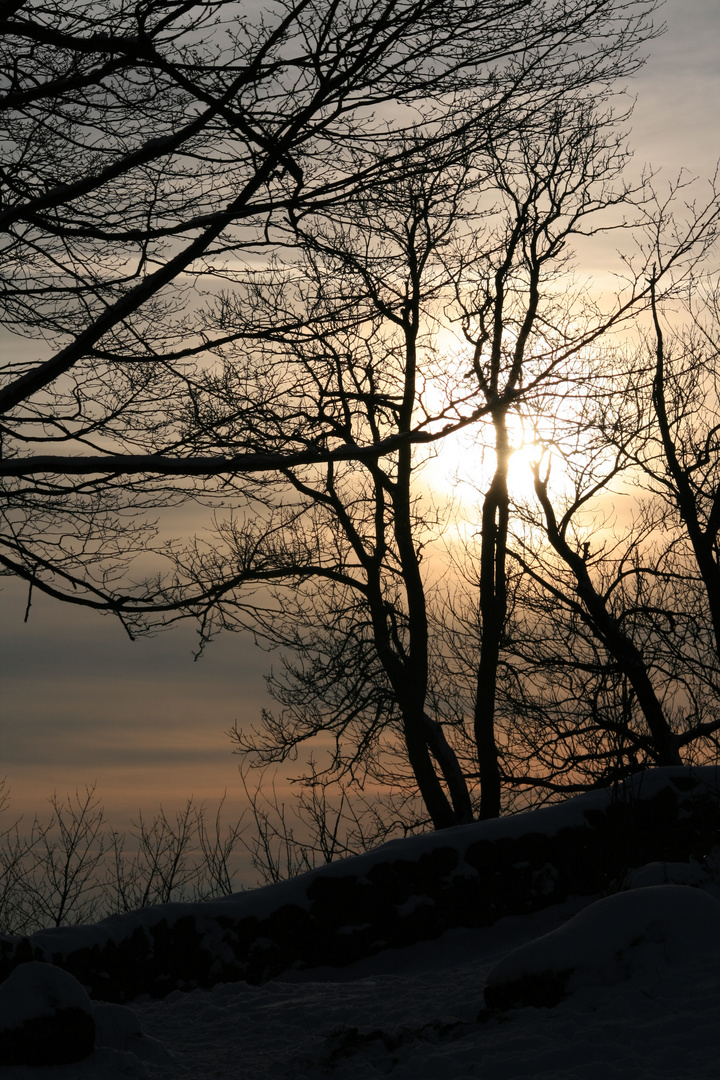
5,0,720,834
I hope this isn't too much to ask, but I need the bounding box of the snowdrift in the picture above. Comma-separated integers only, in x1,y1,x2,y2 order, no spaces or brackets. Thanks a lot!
484,883,720,1010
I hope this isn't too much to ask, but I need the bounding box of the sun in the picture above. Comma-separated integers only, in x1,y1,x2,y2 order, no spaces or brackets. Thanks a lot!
419,407,571,509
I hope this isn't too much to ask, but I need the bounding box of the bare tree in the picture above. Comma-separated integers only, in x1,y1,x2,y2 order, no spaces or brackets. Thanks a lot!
646,275,720,656
171,106,714,829
0,0,662,619
0,786,247,933
440,103,710,815
16,786,107,929
453,99,643,815
236,764,412,884
3,0,693,834
177,162,480,829
484,243,720,799
0,778,47,935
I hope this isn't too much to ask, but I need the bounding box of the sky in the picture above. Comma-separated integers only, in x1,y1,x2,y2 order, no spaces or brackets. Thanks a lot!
1,0,719,838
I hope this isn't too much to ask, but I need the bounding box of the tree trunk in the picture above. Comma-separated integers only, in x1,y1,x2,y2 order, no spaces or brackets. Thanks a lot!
422,713,474,824
474,410,510,819
388,312,473,828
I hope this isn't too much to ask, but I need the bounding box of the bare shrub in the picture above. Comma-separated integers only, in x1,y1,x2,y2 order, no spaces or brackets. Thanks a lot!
0,786,247,936
237,765,421,885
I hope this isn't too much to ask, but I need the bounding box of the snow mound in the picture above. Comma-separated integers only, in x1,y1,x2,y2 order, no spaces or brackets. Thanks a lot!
0,960,92,1029
484,884,720,1011
93,1001,174,1067
0,961,95,1066
622,859,710,889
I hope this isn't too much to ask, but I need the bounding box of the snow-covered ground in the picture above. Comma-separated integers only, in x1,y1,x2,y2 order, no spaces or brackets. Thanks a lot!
5,769,720,1079
7,882,720,1080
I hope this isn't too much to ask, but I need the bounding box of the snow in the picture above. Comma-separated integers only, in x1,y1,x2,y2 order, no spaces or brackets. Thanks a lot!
485,884,720,996
8,894,720,1080
16,765,720,978
5,767,720,1078
0,962,92,1030
622,858,712,889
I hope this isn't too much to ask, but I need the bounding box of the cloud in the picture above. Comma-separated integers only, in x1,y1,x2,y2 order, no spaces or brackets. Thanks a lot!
0,579,272,827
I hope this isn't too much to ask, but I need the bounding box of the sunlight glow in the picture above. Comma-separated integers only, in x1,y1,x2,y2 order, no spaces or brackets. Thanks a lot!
420,408,572,507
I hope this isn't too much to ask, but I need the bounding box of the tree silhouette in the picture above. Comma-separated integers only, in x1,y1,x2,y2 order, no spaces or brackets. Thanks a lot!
8,0,718,831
